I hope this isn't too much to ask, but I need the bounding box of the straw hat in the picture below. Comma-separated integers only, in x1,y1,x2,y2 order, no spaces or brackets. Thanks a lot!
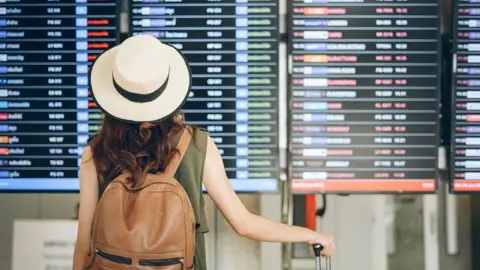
89,34,191,123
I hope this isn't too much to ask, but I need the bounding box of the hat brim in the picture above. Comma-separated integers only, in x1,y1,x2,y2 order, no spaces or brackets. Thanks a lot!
89,43,192,123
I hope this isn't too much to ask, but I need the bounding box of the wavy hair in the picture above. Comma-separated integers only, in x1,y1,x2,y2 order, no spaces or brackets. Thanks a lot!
89,113,192,188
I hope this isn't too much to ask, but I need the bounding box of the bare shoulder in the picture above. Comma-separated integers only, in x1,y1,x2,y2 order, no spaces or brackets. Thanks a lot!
203,135,228,183
205,135,221,158
81,145,93,162
79,146,97,184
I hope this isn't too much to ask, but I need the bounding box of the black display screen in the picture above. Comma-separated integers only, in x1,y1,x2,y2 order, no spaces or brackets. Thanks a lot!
451,0,480,193
288,0,441,193
131,0,280,192
0,0,117,191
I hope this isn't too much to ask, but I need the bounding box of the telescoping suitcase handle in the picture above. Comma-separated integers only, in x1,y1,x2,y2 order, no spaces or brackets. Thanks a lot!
312,244,331,270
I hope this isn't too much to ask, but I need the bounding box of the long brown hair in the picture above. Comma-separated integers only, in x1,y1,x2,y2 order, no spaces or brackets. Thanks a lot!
89,113,189,187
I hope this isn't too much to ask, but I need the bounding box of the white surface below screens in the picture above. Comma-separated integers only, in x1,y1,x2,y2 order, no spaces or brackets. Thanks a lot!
11,219,77,270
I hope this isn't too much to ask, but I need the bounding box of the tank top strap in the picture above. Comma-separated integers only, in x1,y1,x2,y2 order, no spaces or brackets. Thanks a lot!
174,126,209,233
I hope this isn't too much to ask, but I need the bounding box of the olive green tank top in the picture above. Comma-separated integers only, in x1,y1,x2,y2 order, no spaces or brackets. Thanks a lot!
92,127,209,270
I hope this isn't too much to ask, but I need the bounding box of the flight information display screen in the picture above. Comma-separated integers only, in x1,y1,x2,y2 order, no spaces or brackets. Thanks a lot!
131,0,279,192
0,0,117,191
451,0,480,193
288,0,440,193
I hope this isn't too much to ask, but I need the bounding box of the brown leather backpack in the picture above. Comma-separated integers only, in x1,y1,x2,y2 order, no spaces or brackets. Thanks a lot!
84,129,195,269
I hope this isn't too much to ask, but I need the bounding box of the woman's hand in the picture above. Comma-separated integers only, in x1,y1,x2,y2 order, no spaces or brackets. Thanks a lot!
308,233,335,257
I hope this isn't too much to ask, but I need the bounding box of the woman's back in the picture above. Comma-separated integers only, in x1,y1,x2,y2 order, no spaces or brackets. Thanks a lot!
92,127,210,270
93,127,209,232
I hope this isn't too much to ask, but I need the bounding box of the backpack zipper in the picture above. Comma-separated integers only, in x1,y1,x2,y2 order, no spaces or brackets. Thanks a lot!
95,249,132,265
139,258,184,266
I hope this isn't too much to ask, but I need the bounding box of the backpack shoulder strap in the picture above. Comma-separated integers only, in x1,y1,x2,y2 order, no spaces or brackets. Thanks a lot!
163,127,192,177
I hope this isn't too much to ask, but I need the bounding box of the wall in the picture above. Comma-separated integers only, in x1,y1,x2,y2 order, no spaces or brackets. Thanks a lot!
0,152,473,270
438,186,472,270
0,194,43,270
291,195,387,270
0,193,393,270
289,189,472,270
0,189,474,270
0,193,82,270
0,193,282,270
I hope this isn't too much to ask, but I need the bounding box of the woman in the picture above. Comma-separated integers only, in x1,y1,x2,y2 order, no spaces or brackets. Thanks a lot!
73,34,335,270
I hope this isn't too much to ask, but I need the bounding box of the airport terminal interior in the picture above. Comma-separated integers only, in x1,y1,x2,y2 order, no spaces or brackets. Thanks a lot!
2,0,480,269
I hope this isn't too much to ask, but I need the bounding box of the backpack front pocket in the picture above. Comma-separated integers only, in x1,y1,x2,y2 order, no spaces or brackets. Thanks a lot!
140,257,183,267
95,248,132,267
92,249,184,269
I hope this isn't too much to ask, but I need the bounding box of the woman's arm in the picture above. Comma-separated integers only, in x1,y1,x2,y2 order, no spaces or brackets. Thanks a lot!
202,137,335,256
73,146,99,270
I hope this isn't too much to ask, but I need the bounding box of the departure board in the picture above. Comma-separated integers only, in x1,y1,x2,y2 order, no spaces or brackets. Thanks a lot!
451,0,480,193
131,0,279,192
288,0,441,193
0,0,117,191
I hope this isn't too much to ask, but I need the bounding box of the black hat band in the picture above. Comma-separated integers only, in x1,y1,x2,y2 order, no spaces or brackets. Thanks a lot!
112,71,170,103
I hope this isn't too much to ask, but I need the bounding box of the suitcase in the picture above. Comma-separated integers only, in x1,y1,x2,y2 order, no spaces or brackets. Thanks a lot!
312,244,331,270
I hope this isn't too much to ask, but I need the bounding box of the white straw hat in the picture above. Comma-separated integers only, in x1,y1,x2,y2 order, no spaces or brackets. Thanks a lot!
89,34,192,123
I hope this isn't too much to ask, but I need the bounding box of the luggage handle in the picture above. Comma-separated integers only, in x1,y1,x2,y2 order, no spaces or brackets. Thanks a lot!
312,244,331,270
